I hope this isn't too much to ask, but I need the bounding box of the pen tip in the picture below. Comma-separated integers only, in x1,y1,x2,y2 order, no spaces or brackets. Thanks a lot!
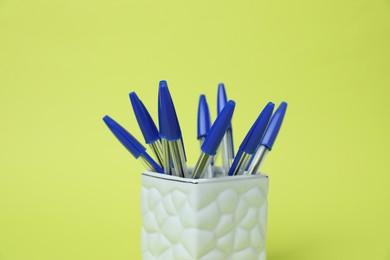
103,115,112,124
129,92,139,104
241,102,275,154
260,101,288,150
217,83,228,113
201,99,235,155
197,94,211,139
158,80,182,140
226,100,235,107
129,91,160,144
102,115,146,158
159,80,168,88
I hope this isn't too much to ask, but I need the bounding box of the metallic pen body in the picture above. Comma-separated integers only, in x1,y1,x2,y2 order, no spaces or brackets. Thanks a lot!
221,129,234,174
231,152,252,176
199,137,213,178
161,138,171,175
193,152,213,179
168,139,189,178
247,145,268,175
139,155,161,173
148,141,164,168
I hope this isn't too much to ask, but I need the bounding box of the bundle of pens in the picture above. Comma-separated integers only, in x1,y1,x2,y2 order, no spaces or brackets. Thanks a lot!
103,80,287,179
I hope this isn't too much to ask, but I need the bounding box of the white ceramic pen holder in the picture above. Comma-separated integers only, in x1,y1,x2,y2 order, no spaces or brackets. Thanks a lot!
140,168,269,260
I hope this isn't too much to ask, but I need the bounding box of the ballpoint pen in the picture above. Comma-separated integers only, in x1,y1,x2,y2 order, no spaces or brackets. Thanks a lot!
157,87,171,175
158,80,190,178
217,83,234,174
102,115,164,173
228,102,275,176
247,102,287,175
197,94,213,178
193,100,236,179
129,92,164,167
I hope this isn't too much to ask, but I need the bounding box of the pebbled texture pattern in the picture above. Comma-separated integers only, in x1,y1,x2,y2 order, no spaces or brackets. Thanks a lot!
141,172,268,260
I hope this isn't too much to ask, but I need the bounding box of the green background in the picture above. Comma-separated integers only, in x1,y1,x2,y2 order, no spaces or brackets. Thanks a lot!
1,0,389,259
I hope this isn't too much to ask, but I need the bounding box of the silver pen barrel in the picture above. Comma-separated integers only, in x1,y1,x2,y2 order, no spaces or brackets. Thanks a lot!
199,138,213,178
161,139,171,175
168,139,189,178
192,152,213,179
247,146,268,175
231,152,252,176
139,155,159,172
149,141,164,168
221,129,234,174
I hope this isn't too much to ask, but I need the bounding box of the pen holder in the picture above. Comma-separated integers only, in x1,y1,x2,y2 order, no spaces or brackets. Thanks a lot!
140,168,269,260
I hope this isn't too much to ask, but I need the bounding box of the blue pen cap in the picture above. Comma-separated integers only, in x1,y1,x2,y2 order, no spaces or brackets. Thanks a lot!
217,83,228,113
129,92,160,144
260,102,288,150
158,86,163,137
197,94,211,139
103,115,146,158
217,83,233,136
201,100,236,156
243,102,275,154
228,102,274,176
158,80,182,141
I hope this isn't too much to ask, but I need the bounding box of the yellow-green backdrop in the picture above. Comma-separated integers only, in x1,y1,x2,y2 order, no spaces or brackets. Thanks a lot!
0,0,389,259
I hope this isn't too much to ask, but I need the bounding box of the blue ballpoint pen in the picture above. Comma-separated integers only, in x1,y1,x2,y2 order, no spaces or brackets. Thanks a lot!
159,80,190,178
247,102,288,175
129,92,164,167
217,83,234,174
197,94,213,178
228,102,275,176
102,115,164,173
157,87,171,175
193,100,236,179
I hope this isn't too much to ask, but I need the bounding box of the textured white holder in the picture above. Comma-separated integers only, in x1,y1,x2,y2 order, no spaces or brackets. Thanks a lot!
140,168,269,260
